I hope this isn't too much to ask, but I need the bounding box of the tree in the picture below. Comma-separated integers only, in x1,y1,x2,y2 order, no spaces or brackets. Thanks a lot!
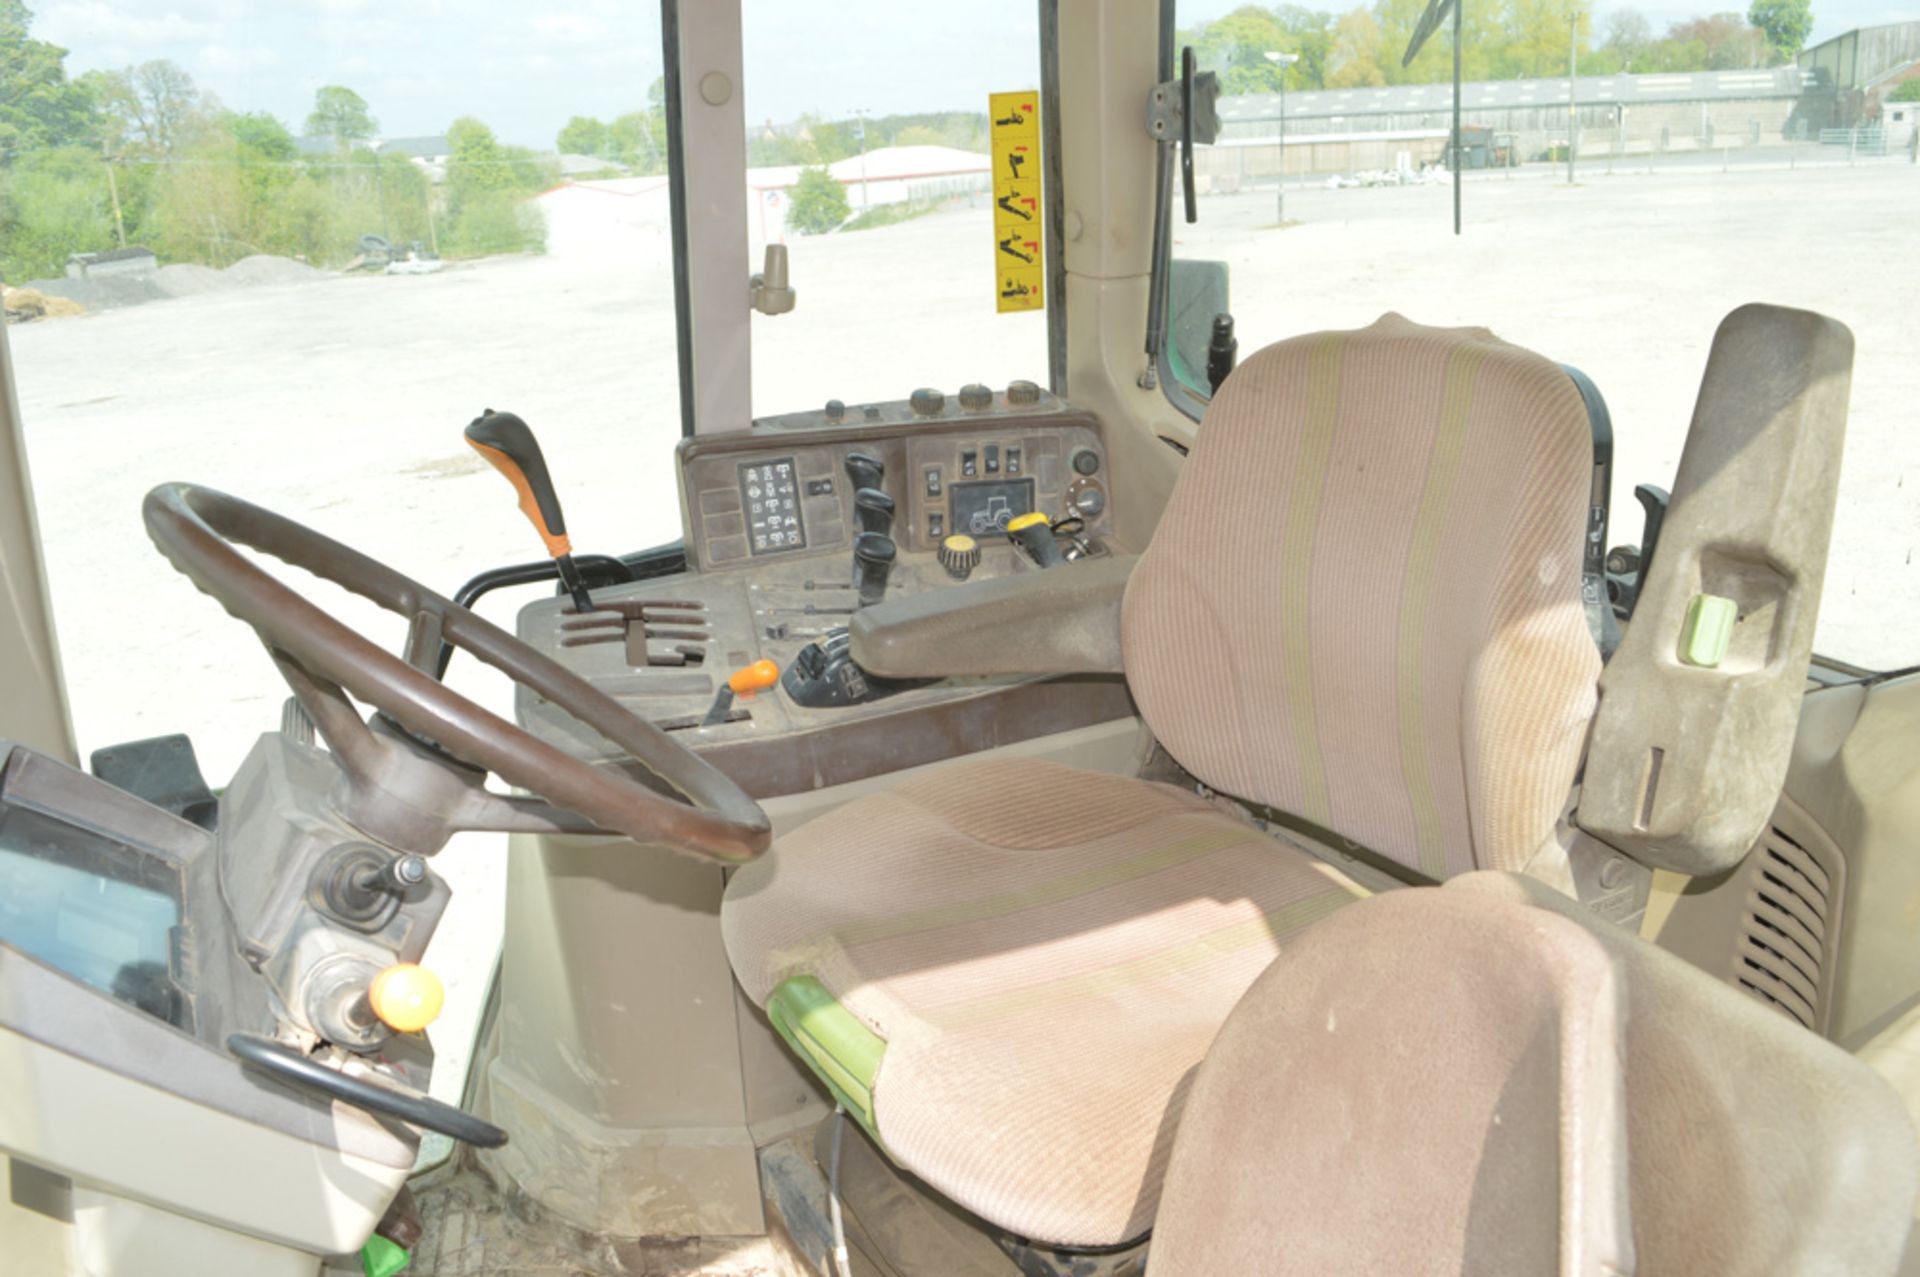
306,85,374,150
82,60,217,158
1662,13,1765,69
785,166,847,235
1892,79,1920,102
1600,9,1653,71
0,0,99,156
0,145,115,280
556,114,607,156
1747,0,1812,62
1328,9,1389,86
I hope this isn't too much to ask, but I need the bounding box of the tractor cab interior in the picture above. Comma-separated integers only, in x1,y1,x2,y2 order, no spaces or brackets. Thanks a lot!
3,3,1920,1276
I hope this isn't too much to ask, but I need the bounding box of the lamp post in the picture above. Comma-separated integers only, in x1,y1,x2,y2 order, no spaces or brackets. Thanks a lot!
851,108,871,210
1264,51,1300,224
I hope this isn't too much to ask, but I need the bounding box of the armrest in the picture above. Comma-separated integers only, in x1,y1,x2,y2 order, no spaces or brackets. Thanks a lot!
849,555,1135,678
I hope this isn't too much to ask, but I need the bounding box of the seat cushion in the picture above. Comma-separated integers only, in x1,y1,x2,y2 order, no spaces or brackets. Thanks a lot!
722,758,1364,1247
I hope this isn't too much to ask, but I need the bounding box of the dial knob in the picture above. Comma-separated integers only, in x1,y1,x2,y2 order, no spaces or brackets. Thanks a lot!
824,398,846,422
958,383,993,411
1005,379,1041,406
910,387,946,417
939,534,981,580
1071,448,1101,476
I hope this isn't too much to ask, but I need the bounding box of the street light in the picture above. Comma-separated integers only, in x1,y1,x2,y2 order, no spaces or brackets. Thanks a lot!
1264,51,1300,224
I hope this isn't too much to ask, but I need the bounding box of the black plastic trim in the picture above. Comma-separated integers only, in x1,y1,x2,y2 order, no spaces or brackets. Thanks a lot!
228,1033,508,1149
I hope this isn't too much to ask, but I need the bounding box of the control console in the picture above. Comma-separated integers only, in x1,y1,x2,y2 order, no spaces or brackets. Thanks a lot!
513,383,1132,793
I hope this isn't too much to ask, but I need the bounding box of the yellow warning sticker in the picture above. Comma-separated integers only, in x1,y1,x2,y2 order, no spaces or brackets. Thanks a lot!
990,90,1043,314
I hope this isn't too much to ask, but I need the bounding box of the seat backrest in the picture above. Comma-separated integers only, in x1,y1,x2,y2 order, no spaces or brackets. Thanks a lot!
1150,873,1920,1277
1123,314,1600,879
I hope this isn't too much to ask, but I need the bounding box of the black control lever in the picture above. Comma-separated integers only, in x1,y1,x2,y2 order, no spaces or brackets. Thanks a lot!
1007,512,1066,568
228,1033,507,1148
855,487,895,538
1207,313,1237,393
853,532,896,606
845,452,885,493
463,409,594,613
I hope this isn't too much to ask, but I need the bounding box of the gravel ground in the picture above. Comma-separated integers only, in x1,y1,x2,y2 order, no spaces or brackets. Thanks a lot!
9,154,1916,1099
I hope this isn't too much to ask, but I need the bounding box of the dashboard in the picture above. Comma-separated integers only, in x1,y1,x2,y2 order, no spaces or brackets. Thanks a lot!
514,382,1133,795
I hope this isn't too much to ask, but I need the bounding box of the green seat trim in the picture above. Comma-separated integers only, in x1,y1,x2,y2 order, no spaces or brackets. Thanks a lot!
767,975,888,1144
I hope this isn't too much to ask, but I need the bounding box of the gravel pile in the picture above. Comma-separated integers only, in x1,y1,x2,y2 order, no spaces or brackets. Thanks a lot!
23,254,330,314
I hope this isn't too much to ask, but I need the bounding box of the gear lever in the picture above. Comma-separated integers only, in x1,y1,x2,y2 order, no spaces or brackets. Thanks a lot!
845,452,885,493
463,409,595,612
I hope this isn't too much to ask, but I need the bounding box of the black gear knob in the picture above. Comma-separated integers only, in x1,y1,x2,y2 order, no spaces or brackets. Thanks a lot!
854,487,895,537
852,532,897,607
845,452,885,492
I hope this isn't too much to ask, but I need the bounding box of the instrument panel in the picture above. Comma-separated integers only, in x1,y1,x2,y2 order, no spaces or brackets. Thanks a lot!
678,386,1111,568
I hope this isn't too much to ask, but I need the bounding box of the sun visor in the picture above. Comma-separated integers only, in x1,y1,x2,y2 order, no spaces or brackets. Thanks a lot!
1579,304,1851,876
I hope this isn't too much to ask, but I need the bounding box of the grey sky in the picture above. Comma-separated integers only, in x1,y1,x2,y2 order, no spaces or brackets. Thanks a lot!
34,0,1912,150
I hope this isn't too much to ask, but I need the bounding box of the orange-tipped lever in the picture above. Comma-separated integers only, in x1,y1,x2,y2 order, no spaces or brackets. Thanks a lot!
463,409,595,612
705,659,779,726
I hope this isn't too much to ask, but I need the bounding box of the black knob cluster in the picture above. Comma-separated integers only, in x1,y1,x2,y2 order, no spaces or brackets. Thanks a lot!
844,452,896,607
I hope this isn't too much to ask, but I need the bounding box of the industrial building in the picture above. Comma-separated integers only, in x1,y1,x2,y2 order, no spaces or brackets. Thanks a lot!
1200,19,1920,180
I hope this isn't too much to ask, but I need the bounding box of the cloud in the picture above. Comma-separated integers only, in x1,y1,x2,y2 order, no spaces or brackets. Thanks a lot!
196,41,279,74
37,1,221,50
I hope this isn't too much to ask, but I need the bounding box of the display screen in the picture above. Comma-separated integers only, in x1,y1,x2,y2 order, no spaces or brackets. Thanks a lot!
949,478,1036,537
740,456,807,555
0,805,188,1027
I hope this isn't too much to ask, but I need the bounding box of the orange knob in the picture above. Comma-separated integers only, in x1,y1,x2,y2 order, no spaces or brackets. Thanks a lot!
728,659,780,697
368,963,445,1034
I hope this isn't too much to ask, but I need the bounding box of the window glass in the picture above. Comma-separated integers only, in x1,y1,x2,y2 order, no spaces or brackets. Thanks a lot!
740,0,1048,413
3,0,680,1100
1167,0,1916,669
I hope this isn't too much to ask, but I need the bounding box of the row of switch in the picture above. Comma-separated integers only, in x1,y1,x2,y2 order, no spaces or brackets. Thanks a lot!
923,445,1024,499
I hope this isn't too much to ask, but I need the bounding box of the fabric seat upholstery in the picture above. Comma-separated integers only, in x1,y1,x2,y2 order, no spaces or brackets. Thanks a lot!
722,314,1605,1247
724,759,1361,1244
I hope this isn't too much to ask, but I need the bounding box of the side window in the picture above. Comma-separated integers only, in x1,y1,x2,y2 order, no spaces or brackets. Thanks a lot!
3,1,681,1099
1164,2,1913,669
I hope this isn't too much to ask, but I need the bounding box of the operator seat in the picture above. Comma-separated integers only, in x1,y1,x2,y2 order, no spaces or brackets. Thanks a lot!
721,314,1603,1248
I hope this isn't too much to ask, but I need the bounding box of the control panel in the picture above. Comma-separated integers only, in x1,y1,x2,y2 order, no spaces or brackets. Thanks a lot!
515,382,1129,781
679,384,1109,568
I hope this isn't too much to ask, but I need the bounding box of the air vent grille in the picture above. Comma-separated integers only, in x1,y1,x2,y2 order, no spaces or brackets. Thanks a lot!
1734,824,1839,1031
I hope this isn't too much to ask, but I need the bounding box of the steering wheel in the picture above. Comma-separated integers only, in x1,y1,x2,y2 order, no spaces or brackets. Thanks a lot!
142,483,770,863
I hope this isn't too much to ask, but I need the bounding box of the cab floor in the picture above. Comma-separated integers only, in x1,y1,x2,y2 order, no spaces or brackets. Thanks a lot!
397,1156,798,1277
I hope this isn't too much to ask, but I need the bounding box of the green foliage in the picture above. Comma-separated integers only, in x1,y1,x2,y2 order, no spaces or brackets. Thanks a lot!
0,1,99,156
442,189,544,257
785,167,848,235
747,110,990,168
556,114,607,156
842,199,938,232
1748,0,1811,60
0,145,114,280
1891,79,1920,102
1180,5,1335,92
306,85,375,150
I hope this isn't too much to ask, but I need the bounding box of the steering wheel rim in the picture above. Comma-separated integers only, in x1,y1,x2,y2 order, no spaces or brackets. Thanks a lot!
142,482,770,863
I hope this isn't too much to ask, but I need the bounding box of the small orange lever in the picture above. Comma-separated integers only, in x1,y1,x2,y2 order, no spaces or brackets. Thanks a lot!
728,659,780,697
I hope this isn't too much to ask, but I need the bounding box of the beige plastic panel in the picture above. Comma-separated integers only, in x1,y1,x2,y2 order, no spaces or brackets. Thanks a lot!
1581,304,1851,875
0,1026,402,1260
1781,674,1920,1047
850,555,1134,678
0,314,77,763
71,1188,318,1277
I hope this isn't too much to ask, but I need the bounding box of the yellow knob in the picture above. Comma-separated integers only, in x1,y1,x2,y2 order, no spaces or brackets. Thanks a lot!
1005,511,1050,533
368,963,444,1034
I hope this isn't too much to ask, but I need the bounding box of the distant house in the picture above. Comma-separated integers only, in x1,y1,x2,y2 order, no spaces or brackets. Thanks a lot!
66,247,157,280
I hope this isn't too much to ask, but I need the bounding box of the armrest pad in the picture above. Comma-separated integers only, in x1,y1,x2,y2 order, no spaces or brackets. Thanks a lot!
849,555,1135,678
